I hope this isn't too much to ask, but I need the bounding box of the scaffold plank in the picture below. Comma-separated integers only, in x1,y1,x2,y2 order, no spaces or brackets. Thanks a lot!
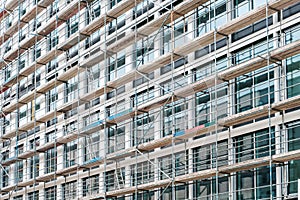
273,95,300,111
18,90,36,104
137,135,173,151
81,157,104,168
36,110,63,123
56,133,80,144
57,100,84,112
56,165,81,176
80,120,104,136
36,141,62,152
18,150,36,160
5,0,25,11
3,47,26,62
2,99,18,113
19,62,43,77
176,122,217,140
80,87,109,102
59,1,87,21
219,39,300,81
20,35,44,50
57,65,84,82
0,129,17,140
273,149,300,163
218,105,271,127
1,156,20,166
107,147,136,161
38,0,56,7
58,33,88,51
36,172,57,182
20,6,43,23
0,184,17,193
19,121,38,132
81,0,141,36
175,169,217,183
107,0,143,19
220,157,270,174
36,79,61,94
17,179,35,187
37,49,64,65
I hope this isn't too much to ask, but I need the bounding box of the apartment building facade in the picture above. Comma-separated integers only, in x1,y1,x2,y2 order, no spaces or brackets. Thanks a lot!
0,0,300,199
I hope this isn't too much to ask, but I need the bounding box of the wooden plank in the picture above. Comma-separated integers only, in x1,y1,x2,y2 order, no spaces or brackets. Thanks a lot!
5,0,25,11
38,0,55,8
176,124,218,140
20,5,44,23
20,35,43,50
19,62,43,77
0,184,17,193
56,133,79,144
36,18,64,37
19,121,37,132
80,0,142,35
36,141,58,152
19,90,36,104
4,47,26,62
58,33,88,51
36,79,62,94
107,147,136,161
36,49,64,65
219,39,300,81
2,99,19,113
18,150,36,159
175,169,217,183
1,157,20,166
5,21,26,38
81,157,104,168
219,157,269,174
1,129,18,140
36,172,57,182
137,135,173,151
57,100,84,112
273,95,300,111
273,149,300,163
18,179,35,187
58,1,86,21
272,39,300,60
218,56,267,81
36,110,63,123
218,105,270,127
56,165,81,176
80,87,107,102
57,66,84,82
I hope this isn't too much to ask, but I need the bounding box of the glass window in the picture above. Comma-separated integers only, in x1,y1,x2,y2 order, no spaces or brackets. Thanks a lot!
67,13,79,37
130,160,154,186
82,175,99,197
107,125,125,153
196,0,227,37
64,142,77,168
286,54,300,98
163,99,188,136
28,191,39,200
62,181,77,200
30,155,39,179
45,186,57,200
108,52,126,81
45,148,57,173
105,168,125,191
132,113,154,145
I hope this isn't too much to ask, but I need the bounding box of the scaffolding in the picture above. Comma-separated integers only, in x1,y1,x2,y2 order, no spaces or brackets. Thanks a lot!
1,0,300,199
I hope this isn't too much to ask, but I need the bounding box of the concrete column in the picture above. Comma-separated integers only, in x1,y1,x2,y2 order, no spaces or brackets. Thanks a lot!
57,145,64,171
